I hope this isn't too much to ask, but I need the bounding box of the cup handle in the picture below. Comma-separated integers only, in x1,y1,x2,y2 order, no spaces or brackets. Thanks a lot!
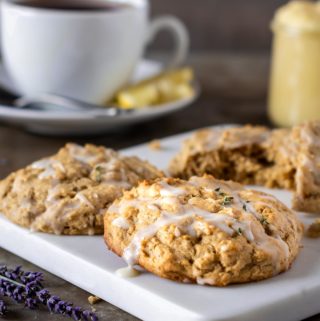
146,15,190,68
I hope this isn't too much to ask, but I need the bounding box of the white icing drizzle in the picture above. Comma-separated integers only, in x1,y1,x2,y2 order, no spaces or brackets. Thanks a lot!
174,227,181,237
31,183,97,234
276,235,290,261
87,228,96,236
108,199,140,217
300,125,320,148
28,144,134,234
30,199,82,234
203,127,269,150
94,161,133,189
106,180,131,189
75,193,94,209
112,217,130,229
203,128,226,150
185,222,197,237
28,143,141,235
158,181,186,197
184,220,209,237
68,145,132,188
295,126,320,189
11,176,23,194
67,144,101,164
46,185,61,204
20,197,32,209
31,159,64,179
122,205,254,267
225,131,270,150
147,204,160,211
116,266,140,278
196,277,216,286
114,179,290,274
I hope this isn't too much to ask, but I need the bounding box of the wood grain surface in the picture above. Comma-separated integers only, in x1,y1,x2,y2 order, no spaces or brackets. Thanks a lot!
150,0,285,51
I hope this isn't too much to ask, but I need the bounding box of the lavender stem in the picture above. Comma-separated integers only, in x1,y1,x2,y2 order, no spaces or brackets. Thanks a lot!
0,275,25,288
0,265,98,320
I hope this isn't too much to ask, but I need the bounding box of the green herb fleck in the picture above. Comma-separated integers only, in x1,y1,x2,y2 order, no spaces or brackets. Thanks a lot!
259,216,269,225
94,165,104,183
215,187,221,192
242,204,247,211
237,228,243,235
222,196,234,206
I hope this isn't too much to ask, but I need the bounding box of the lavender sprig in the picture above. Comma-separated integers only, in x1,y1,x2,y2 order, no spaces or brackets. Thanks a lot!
0,300,7,316
0,265,98,321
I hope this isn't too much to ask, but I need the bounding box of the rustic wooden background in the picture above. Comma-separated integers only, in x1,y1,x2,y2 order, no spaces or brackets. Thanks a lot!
150,0,287,51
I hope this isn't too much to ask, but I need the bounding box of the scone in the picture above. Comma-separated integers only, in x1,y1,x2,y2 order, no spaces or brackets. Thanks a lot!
0,143,163,235
169,125,295,189
291,121,320,212
169,123,320,213
104,176,302,286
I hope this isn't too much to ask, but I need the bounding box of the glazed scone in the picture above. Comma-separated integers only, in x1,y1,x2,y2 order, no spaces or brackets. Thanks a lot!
104,176,302,286
169,125,295,189
169,126,269,182
291,121,320,212
169,123,320,213
306,219,320,238
0,143,163,235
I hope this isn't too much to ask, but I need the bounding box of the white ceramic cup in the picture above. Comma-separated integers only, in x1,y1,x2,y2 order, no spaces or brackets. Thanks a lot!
0,0,189,104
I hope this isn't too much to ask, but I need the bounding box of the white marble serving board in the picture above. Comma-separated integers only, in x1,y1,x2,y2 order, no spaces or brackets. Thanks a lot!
1,128,320,321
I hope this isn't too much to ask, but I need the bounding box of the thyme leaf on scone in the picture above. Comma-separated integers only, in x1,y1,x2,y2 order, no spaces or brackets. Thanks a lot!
215,187,227,197
259,216,269,226
94,166,104,183
243,200,251,211
222,196,234,206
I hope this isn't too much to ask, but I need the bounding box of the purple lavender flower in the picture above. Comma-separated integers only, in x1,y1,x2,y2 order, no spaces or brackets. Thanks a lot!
0,265,99,320
36,289,50,304
83,309,98,321
0,265,43,285
47,295,60,313
12,286,24,303
0,300,7,316
25,297,37,310
72,306,83,321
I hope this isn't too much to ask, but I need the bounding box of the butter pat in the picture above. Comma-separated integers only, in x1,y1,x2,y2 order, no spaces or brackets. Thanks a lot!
112,67,195,109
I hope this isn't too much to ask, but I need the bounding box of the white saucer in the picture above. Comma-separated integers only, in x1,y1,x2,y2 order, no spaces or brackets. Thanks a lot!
0,59,199,135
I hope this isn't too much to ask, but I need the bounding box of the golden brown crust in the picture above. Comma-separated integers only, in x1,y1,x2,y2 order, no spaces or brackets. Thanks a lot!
306,219,320,238
169,123,320,213
169,125,295,189
291,121,320,212
104,176,303,286
0,143,163,235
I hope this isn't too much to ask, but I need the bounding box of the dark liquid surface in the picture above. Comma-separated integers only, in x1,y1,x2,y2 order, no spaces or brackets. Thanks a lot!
16,0,131,11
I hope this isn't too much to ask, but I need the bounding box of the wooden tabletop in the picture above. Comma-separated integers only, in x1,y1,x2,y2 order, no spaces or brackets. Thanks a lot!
0,52,317,321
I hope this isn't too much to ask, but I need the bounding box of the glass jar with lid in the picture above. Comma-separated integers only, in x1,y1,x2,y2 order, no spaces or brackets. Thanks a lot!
269,0,320,127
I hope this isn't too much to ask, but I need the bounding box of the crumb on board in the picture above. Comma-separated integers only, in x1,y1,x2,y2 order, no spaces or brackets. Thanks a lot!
148,139,162,151
306,219,320,238
88,295,102,305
